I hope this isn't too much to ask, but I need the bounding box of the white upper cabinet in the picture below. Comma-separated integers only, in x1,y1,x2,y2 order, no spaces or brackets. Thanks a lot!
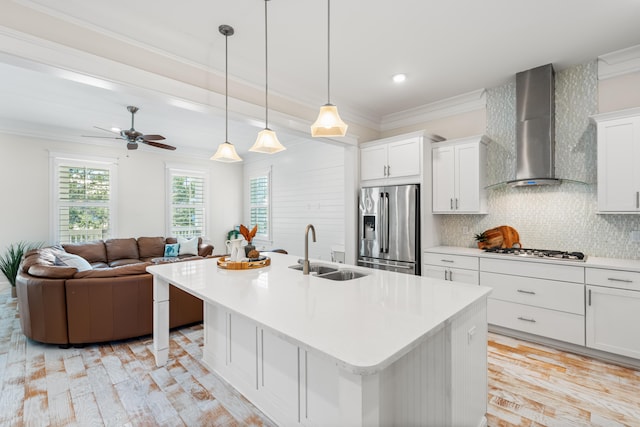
432,135,489,214
360,137,421,182
591,108,640,213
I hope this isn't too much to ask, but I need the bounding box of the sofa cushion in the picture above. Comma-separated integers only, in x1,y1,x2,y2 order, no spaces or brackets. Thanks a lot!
178,236,199,256
73,262,151,279
137,236,166,259
28,264,77,279
54,251,92,272
105,238,139,263
109,259,144,267
63,241,107,264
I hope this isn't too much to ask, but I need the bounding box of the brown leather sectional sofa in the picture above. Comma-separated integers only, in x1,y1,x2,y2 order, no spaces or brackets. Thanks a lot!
16,237,213,346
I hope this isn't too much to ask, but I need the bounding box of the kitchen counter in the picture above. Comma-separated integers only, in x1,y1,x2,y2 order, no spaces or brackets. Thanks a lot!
147,252,492,426
148,252,490,372
427,245,640,271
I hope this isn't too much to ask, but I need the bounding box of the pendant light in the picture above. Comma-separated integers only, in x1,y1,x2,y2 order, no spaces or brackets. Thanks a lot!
250,0,286,154
311,0,347,137
211,25,243,163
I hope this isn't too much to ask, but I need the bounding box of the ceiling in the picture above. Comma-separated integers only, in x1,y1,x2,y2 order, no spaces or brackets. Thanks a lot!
1,0,640,158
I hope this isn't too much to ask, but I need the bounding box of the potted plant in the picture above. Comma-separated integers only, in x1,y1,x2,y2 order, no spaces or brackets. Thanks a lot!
239,224,258,257
0,241,40,298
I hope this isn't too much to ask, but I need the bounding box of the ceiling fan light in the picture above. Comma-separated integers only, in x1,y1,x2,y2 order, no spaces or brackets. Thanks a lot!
310,104,348,137
250,128,286,154
211,142,243,162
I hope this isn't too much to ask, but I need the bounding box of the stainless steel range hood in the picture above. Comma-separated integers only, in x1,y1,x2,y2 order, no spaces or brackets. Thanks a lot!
508,63,560,187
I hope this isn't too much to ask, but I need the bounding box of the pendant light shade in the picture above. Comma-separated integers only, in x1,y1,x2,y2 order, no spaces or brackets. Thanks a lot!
250,0,286,154
311,0,347,137
211,24,243,163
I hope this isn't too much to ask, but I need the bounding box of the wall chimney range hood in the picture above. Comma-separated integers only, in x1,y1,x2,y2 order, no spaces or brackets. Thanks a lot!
507,63,560,187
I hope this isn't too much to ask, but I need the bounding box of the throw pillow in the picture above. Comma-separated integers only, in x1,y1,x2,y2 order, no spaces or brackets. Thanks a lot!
54,251,92,272
164,243,180,257
178,236,199,256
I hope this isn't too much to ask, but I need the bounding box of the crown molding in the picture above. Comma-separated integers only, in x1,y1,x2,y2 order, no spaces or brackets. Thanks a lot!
379,89,487,132
598,44,640,80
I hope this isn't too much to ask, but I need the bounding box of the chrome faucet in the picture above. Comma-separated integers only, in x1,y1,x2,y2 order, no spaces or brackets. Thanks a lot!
303,224,316,275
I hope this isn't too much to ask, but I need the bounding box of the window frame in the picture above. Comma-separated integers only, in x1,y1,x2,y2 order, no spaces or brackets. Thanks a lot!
165,164,209,239
248,166,272,243
50,152,118,244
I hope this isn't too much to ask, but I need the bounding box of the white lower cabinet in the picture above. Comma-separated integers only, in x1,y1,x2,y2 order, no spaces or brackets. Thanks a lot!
586,268,640,359
424,252,479,285
480,257,585,346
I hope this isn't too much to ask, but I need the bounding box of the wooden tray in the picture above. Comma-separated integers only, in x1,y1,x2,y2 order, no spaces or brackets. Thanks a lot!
217,256,271,270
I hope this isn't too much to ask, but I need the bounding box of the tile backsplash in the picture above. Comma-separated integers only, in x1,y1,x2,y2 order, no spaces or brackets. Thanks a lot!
438,61,640,260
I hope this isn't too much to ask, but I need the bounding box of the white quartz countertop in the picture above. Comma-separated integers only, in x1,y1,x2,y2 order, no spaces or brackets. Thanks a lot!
147,253,491,374
426,246,640,272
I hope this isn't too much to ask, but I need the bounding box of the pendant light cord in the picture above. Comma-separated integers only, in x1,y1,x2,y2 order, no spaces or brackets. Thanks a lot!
264,0,270,129
327,0,331,104
225,31,229,142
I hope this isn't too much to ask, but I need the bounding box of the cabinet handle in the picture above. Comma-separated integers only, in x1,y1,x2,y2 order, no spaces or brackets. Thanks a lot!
444,270,449,281
517,289,536,295
517,316,536,323
607,277,633,283
450,198,454,210
387,165,391,176
449,270,453,281
440,259,454,263
588,289,591,306
455,198,459,209
383,165,387,176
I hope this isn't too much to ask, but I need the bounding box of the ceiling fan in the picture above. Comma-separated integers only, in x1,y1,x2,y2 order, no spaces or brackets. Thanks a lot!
84,106,176,151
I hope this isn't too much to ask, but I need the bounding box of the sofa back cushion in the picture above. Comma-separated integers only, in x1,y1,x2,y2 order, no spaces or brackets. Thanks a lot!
137,237,166,259
63,241,108,264
105,238,140,263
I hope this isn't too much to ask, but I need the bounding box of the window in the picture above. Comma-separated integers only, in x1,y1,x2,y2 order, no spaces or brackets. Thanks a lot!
167,167,207,238
249,168,271,241
52,154,117,243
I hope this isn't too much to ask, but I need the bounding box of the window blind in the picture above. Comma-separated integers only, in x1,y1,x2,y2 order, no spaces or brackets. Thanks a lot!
169,172,206,238
249,174,269,238
57,165,111,243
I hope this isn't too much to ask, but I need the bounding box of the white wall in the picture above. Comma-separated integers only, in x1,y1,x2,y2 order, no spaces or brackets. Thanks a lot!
243,139,346,261
0,132,243,259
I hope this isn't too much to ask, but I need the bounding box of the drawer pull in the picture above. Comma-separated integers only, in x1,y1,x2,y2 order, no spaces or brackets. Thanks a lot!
440,259,454,263
517,316,536,323
444,270,449,281
608,277,633,283
517,289,536,295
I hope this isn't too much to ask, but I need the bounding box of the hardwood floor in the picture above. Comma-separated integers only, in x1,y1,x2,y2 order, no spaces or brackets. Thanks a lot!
1,289,639,426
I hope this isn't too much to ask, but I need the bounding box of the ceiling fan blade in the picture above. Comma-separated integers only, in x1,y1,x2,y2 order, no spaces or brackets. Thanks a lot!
142,139,176,150
141,134,165,141
82,135,124,140
93,126,120,134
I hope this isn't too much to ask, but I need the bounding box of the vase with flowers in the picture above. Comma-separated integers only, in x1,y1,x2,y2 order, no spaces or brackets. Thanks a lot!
240,224,259,257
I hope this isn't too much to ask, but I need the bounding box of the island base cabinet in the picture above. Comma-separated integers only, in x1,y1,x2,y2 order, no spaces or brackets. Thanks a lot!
586,285,640,359
203,299,488,427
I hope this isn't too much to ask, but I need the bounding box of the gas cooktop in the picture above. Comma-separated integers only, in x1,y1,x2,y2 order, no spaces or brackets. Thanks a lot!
483,247,587,262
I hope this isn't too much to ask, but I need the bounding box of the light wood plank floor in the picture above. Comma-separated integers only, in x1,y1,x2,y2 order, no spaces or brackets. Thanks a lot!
1,289,639,426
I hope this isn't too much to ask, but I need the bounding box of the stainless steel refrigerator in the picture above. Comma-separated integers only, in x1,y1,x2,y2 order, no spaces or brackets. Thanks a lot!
357,184,420,275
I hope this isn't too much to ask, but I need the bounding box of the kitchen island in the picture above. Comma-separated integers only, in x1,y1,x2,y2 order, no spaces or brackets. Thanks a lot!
148,253,491,427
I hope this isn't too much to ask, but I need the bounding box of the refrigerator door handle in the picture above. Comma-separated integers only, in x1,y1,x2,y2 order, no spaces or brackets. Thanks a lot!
358,259,414,270
379,192,385,253
383,192,390,253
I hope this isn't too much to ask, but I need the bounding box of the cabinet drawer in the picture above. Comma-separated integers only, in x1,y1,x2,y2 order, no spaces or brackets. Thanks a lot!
586,268,640,291
480,258,584,283
425,253,478,270
488,299,585,346
481,272,584,314
424,265,479,285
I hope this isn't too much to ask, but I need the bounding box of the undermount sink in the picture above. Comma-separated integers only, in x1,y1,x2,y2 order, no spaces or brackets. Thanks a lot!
315,269,368,281
288,264,338,275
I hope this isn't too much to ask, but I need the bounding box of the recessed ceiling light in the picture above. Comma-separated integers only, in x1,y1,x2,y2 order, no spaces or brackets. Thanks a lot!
393,73,406,83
